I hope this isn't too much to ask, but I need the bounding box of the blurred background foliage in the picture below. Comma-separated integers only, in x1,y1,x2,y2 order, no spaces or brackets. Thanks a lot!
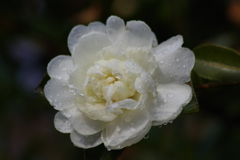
1,0,240,159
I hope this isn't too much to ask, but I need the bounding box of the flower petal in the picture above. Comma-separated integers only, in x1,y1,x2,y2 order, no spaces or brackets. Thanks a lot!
72,32,111,71
124,20,153,48
152,32,158,47
44,79,76,110
106,99,138,113
70,130,102,149
106,16,125,43
47,55,75,80
153,36,195,84
73,112,105,136
102,109,151,149
68,25,89,53
147,84,192,126
88,22,106,33
110,121,151,149
54,111,73,133
153,35,183,56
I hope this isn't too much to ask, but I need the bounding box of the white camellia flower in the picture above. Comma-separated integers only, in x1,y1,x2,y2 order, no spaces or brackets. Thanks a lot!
44,16,195,150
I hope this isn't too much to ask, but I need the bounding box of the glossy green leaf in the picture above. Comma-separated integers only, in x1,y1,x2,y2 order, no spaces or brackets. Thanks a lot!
182,89,199,114
182,71,200,114
193,45,240,82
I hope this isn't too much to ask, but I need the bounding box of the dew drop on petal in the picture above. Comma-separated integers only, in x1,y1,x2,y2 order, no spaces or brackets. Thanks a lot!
183,65,186,68
116,125,121,132
125,116,131,122
176,58,180,62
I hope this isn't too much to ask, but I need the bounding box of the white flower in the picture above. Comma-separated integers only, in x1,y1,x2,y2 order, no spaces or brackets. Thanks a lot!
44,16,195,150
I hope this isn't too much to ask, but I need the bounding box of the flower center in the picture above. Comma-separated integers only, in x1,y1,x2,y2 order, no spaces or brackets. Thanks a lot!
105,76,117,85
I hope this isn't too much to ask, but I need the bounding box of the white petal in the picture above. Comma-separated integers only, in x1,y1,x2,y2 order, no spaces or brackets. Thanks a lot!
47,55,75,80
106,99,138,112
68,25,89,53
73,112,105,136
81,102,118,122
134,72,156,95
152,32,158,47
88,22,106,33
44,79,76,110
54,111,73,133
102,109,151,148
152,35,195,84
68,67,86,94
70,130,102,149
153,35,183,56
124,20,152,48
106,16,125,43
110,121,151,149
72,32,111,71
147,84,192,126
153,47,195,84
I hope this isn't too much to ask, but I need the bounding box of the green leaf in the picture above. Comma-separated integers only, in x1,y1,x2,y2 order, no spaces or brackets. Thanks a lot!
182,71,200,114
182,86,199,114
193,45,240,82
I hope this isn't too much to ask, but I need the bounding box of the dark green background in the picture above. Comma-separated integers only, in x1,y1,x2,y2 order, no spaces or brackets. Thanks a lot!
1,0,240,159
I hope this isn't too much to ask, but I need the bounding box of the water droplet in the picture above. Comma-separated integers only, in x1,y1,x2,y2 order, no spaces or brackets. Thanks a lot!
177,65,180,68
130,122,135,126
167,93,174,98
160,61,164,64
125,116,131,122
168,63,171,66
144,134,149,139
176,58,180,62
183,65,186,68
168,57,171,60
114,73,122,79
130,128,136,133
107,147,111,151
116,125,121,132
158,125,162,128
163,99,167,103
162,49,168,55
